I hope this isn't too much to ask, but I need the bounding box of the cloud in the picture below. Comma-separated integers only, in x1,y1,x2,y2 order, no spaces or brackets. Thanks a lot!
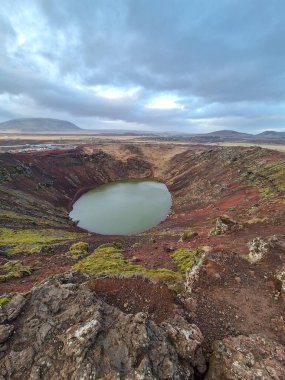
0,0,284,133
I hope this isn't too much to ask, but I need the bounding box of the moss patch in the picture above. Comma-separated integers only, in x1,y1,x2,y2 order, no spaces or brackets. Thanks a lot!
0,228,86,254
65,241,89,260
0,261,33,282
263,161,285,190
0,210,65,227
0,294,13,307
74,244,182,290
243,159,285,199
181,228,198,241
171,247,205,273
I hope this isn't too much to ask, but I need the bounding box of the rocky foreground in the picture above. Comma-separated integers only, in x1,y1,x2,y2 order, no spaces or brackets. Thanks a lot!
0,272,284,380
0,273,205,379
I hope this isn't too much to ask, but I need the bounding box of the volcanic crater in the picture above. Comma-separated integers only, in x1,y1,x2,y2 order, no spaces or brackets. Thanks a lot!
0,143,285,379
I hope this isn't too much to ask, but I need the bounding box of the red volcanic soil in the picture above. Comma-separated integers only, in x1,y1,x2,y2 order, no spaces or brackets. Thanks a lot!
192,238,285,358
88,277,182,323
216,187,259,209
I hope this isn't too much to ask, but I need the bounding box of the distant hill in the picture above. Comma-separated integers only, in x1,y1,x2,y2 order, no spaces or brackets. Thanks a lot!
0,119,284,141
203,130,253,138
0,118,81,133
196,129,285,141
255,131,285,139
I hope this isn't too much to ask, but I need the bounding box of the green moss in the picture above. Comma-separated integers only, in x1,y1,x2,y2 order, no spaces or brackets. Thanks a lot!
259,187,276,198
69,241,89,252
65,241,89,260
0,211,41,224
0,228,86,254
0,294,13,307
181,228,197,241
171,247,204,273
263,161,285,189
243,159,285,199
0,210,65,228
74,244,182,290
0,261,33,282
74,244,137,275
149,267,182,282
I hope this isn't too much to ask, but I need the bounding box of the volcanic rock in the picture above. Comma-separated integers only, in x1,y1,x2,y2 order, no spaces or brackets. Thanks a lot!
0,294,26,324
0,272,205,380
0,325,14,344
247,237,268,263
206,334,285,380
210,215,240,236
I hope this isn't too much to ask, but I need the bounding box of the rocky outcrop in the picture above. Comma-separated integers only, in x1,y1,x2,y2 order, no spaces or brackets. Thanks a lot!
0,294,26,323
247,237,268,263
0,272,205,380
210,215,241,236
206,334,285,380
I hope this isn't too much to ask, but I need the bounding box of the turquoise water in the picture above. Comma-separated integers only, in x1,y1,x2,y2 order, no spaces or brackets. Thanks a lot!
69,180,172,235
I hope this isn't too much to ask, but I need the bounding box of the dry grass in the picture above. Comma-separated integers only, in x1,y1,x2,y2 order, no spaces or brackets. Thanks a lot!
210,142,285,152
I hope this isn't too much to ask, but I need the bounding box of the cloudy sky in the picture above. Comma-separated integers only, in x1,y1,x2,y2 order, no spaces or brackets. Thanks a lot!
1,0,285,133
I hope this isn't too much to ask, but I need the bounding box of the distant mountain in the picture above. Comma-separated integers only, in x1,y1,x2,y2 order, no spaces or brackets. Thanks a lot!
0,118,81,133
255,131,285,139
203,130,253,138
0,119,284,141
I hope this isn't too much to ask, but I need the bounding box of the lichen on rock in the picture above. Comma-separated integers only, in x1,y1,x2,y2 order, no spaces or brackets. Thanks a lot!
206,334,285,380
276,266,285,303
209,215,240,236
247,237,268,263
